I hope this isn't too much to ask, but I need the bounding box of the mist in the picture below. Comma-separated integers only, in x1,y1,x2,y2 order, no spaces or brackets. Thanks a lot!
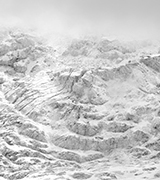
0,0,159,42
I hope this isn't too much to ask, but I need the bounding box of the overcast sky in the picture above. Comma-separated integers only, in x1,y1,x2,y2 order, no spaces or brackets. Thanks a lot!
0,0,159,40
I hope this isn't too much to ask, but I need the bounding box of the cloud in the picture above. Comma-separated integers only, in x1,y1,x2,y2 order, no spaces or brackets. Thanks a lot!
0,0,159,40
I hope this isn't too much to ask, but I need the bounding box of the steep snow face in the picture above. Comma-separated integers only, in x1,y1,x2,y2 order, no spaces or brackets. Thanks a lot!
1,32,160,179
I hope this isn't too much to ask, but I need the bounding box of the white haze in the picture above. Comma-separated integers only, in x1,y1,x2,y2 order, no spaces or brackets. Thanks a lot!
0,0,159,42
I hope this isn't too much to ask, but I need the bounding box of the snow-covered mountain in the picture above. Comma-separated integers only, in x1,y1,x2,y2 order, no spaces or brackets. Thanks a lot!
0,31,160,180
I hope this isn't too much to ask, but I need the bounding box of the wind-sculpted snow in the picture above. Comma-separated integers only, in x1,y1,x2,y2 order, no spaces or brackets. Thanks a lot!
1,32,160,179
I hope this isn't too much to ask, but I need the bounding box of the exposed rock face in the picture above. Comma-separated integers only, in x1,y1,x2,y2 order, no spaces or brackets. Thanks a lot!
141,56,160,73
132,130,150,144
19,128,47,142
67,121,101,136
146,139,160,151
130,147,151,158
0,32,160,179
71,172,92,179
104,122,133,133
95,172,117,180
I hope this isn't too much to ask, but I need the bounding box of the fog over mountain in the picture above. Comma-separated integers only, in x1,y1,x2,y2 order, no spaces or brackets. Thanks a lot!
0,1,160,180
0,0,159,40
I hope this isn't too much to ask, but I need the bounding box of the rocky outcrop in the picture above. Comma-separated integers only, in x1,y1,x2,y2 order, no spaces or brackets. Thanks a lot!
104,122,133,133
131,130,150,145
141,56,160,73
19,128,47,142
130,147,151,158
71,172,92,179
52,134,132,152
146,139,160,151
95,172,117,180
67,121,101,136
56,151,104,163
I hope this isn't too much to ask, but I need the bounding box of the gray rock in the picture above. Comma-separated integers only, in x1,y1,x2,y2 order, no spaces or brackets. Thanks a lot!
132,130,149,144
13,64,27,74
146,139,160,151
0,44,10,56
67,121,100,136
130,147,151,158
154,172,160,178
8,171,29,180
72,172,92,179
19,128,47,142
141,56,160,73
125,113,139,123
105,122,133,133
83,153,104,162
57,151,82,163
151,152,160,159
95,172,117,180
